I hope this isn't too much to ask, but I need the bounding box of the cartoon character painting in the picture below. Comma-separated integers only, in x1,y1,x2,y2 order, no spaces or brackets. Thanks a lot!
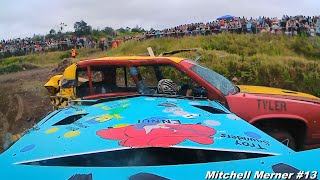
97,119,216,147
86,103,129,124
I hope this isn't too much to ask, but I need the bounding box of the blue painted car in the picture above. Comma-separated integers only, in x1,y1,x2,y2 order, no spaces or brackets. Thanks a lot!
1,95,318,180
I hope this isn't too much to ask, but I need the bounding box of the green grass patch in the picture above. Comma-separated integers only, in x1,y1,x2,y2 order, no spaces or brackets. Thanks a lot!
1,34,320,96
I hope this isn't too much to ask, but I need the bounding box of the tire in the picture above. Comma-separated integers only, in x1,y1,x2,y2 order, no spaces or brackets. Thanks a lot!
264,129,297,150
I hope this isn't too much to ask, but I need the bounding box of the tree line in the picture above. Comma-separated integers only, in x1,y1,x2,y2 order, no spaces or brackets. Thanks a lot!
46,20,146,41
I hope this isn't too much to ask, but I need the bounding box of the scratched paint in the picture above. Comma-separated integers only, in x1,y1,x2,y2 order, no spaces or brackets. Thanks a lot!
166,98,177,102
145,97,156,100
227,114,241,120
189,102,200,105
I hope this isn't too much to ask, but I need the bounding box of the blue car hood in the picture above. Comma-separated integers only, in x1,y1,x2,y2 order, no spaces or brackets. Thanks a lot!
0,96,295,179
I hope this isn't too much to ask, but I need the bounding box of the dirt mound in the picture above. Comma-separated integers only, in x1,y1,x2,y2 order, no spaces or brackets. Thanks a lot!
53,58,73,73
0,67,54,152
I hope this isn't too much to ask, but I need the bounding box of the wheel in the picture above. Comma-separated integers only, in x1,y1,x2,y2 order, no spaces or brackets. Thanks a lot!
264,129,297,150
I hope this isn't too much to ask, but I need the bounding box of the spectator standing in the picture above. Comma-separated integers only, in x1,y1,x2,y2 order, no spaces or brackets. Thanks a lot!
99,37,105,51
71,49,76,58
112,40,118,48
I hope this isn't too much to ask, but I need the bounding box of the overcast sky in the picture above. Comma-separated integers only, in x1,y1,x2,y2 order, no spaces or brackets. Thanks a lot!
0,0,319,40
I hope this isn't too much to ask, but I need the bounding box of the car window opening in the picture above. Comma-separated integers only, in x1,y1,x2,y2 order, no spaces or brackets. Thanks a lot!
21,147,270,167
75,64,209,99
76,66,138,98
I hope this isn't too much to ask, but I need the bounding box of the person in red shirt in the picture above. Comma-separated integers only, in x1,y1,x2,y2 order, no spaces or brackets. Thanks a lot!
220,20,225,26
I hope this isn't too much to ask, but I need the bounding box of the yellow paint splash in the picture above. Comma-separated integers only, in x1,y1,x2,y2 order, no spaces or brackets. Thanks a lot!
64,131,80,138
45,127,59,134
122,104,129,108
114,114,122,119
102,106,110,111
114,124,130,128
97,114,113,122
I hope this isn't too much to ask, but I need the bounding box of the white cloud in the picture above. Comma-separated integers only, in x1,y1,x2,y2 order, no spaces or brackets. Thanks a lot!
0,0,319,39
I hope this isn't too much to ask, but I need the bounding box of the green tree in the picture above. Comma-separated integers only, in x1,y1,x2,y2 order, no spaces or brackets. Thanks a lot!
46,29,56,39
49,29,56,35
117,27,129,33
131,25,145,33
91,29,107,41
74,20,92,37
103,27,115,37
32,34,43,41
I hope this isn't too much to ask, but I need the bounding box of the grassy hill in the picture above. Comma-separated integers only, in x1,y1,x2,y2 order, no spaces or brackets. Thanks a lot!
1,34,320,96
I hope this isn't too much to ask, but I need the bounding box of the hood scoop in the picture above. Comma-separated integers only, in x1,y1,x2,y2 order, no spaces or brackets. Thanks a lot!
192,105,227,114
53,114,88,126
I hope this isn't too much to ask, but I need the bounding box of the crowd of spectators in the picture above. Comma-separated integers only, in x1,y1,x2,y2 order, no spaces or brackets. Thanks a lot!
142,15,320,39
0,37,97,59
1,15,320,59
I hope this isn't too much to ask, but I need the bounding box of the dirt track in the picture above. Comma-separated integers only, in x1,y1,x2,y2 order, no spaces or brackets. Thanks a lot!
0,67,55,152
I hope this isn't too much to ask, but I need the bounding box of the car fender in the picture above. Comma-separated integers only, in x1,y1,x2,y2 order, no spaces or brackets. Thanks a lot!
249,114,308,127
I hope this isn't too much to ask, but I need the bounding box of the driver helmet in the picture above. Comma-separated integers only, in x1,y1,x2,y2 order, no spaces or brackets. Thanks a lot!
157,79,178,95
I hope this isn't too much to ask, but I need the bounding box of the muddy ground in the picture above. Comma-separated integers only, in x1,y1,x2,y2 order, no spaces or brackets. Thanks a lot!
0,67,56,152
